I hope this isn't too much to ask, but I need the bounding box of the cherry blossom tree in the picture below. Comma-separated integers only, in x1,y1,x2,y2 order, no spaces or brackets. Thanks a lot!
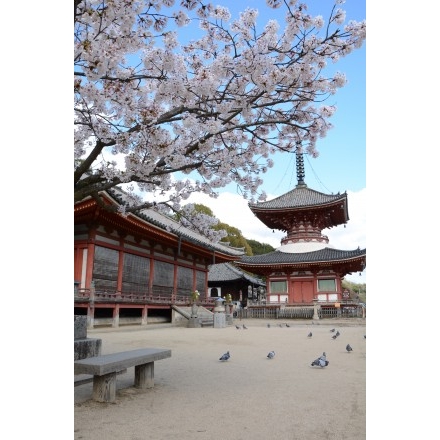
74,0,365,216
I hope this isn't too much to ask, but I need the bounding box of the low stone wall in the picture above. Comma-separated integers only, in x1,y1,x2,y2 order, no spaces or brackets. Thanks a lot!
74,315,102,361
74,314,87,339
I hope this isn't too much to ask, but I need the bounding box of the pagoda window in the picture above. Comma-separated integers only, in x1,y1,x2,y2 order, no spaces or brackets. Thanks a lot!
270,281,287,293
318,279,336,292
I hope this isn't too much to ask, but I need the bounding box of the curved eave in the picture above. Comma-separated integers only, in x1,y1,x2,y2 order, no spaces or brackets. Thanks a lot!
249,187,347,210
250,198,349,231
235,248,366,273
208,262,265,286
74,193,244,261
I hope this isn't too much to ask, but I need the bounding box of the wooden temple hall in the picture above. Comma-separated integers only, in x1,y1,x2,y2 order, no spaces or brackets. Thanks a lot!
74,187,245,327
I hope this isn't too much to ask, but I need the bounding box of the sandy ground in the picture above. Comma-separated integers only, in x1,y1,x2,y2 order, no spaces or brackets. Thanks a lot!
74,318,366,440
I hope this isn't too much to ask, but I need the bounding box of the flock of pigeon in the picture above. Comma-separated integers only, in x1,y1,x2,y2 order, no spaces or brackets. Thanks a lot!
219,324,365,367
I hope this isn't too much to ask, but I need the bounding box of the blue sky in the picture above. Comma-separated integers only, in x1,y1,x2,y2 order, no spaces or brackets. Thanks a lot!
184,0,367,284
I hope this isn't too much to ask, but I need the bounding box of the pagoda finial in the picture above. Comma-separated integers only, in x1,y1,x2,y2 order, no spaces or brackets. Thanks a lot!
296,151,306,186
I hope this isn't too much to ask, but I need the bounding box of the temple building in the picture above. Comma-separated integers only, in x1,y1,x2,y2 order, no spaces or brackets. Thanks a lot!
74,188,244,326
207,262,266,306
235,154,366,308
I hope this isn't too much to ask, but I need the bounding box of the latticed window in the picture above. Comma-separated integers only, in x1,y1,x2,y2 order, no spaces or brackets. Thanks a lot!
153,260,174,288
177,266,193,294
122,253,150,293
92,246,119,291
195,270,206,294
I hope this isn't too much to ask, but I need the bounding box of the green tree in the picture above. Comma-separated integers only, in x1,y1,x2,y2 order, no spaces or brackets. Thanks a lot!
191,204,214,217
247,239,275,256
342,280,366,303
217,222,253,256
177,203,252,254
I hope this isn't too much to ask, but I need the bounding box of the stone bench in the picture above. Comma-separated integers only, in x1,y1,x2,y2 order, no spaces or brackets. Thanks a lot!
74,347,171,402
74,369,127,387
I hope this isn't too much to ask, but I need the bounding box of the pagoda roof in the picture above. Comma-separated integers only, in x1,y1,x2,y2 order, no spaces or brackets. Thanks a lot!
208,262,265,286
248,185,348,230
249,185,347,211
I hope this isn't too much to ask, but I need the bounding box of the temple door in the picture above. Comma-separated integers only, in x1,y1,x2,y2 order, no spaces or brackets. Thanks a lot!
292,281,314,303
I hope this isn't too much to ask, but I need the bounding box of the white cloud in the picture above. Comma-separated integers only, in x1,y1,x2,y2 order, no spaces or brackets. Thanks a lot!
186,188,367,285
326,188,366,284
325,188,366,250
185,191,284,248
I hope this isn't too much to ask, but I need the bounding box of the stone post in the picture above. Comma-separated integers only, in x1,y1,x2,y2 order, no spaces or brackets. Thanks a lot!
312,298,320,321
141,306,148,325
225,303,233,326
188,302,201,328
213,298,226,328
74,315,102,361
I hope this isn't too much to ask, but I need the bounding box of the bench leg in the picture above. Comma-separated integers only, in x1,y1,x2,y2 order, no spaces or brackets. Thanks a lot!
135,362,154,389
92,372,117,402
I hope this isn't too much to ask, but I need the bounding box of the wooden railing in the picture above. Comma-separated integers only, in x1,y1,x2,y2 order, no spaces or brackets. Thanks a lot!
74,288,364,318
75,288,219,307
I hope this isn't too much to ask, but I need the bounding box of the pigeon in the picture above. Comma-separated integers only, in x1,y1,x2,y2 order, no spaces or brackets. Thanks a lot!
267,323,271,328
332,334,338,340
243,324,248,330
363,335,366,339
219,351,230,361
335,330,340,337
330,328,336,333
311,352,329,367
267,351,275,359
307,332,312,338
346,344,353,352
285,323,290,328
235,325,241,330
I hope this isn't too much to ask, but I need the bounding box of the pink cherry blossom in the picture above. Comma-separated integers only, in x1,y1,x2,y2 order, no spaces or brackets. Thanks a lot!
74,0,365,234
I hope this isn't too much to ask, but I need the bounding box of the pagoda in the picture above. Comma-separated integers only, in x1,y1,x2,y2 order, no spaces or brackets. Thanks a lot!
235,153,366,306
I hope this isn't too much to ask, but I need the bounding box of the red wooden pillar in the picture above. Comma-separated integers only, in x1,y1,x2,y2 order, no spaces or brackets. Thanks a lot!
149,258,154,299
312,273,318,300
117,248,124,293
173,260,178,302
85,239,95,289
286,273,291,303
85,231,96,329
204,270,208,301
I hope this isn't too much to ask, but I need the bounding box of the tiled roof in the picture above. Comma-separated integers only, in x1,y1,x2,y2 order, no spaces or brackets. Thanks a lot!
248,185,347,210
102,189,245,257
208,263,265,286
238,247,366,265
